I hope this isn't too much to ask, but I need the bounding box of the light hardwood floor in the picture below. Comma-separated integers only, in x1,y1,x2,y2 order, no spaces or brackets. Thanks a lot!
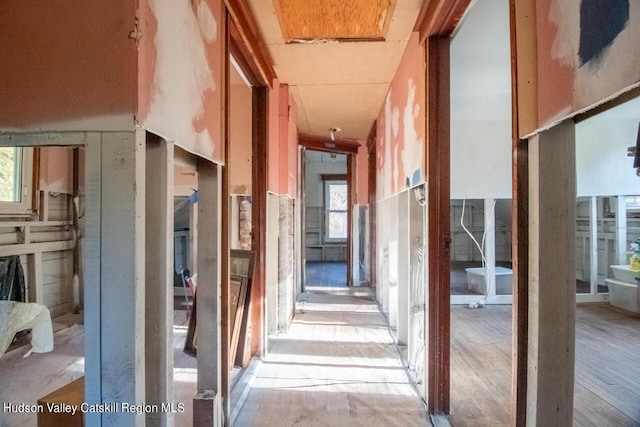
233,287,430,426
450,302,640,426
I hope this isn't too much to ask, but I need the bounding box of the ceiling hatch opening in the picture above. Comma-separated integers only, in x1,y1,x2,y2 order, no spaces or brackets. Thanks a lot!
273,0,397,43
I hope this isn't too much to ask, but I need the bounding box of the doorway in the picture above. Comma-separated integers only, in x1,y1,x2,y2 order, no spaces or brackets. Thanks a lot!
448,0,514,423
303,150,349,288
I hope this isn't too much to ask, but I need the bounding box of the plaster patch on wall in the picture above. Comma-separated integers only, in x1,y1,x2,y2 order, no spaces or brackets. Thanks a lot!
197,1,218,42
381,93,393,199
143,0,221,161
401,79,423,188
375,32,424,201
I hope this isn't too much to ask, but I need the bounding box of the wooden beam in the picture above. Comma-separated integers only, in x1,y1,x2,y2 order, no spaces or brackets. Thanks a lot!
27,252,44,304
298,133,360,154
0,240,74,257
251,86,268,357
222,9,231,419
425,35,451,414
84,131,146,426
527,120,576,426
0,132,86,146
145,134,174,427
83,132,102,427
347,155,354,286
511,138,529,427
225,0,277,87
229,22,264,87
195,160,223,424
509,1,532,422
414,0,472,41
510,0,538,138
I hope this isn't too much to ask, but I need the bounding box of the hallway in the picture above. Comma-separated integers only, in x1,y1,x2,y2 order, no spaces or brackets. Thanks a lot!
233,287,429,426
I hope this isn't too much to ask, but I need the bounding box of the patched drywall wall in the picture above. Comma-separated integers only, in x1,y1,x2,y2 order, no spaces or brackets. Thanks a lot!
376,32,425,200
536,0,640,130
0,0,136,131
138,0,224,162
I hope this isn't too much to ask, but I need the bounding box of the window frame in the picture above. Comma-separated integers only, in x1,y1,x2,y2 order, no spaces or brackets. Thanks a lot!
323,179,348,243
0,147,34,215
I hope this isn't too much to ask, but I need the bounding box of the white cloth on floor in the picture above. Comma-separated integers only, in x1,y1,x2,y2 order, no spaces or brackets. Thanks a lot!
0,301,54,359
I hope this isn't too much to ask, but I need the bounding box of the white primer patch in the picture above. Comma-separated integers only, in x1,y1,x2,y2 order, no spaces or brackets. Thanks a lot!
197,1,218,43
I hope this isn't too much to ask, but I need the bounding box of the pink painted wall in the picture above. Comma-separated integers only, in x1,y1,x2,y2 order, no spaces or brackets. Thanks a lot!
278,85,291,196
138,0,224,163
39,148,73,194
0,0,136,131
536,1,640,130
229,80,253,194
266,82,299,197
375,32,425,200
356,142,369,205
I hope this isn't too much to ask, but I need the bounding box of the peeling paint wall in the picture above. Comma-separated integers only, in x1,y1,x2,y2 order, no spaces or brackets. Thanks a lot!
138,0,224,162
0,0,136,131
536,0,640,130
375,32,425,201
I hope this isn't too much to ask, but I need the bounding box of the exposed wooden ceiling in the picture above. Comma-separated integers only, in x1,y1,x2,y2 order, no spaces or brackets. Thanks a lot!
273,0,397,42
246,0,424,140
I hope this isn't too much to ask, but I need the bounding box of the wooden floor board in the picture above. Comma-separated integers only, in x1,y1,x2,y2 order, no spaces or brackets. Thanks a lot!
450,302,640,427
233,288,430,426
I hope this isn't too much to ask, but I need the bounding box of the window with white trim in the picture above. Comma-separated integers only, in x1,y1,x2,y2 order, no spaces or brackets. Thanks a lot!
0,147,33,215
324,180,347,242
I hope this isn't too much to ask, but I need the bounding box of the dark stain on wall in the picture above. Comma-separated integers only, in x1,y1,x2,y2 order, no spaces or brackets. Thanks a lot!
579,0,629,66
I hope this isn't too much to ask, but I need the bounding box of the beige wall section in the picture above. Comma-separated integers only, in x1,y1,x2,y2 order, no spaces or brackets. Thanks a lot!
229,78,253,194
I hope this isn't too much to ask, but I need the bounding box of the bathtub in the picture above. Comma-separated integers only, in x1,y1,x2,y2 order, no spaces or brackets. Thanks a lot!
466,267,513,295
606,265,640,313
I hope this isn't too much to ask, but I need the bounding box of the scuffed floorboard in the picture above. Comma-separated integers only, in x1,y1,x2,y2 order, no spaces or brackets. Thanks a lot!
233,287,429,427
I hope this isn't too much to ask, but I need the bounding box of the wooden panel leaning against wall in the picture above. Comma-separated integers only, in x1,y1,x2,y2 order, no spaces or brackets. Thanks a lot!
0,146,81,318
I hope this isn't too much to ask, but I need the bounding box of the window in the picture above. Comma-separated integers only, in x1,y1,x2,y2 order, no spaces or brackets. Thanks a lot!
0,147,33,215
324,180,347,242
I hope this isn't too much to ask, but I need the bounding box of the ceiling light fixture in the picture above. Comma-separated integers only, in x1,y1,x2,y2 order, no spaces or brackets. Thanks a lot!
329,127,341,141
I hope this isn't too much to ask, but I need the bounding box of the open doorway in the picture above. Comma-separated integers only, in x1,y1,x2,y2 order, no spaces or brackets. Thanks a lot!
448,0,514,423
303,150,349,288
572,95,640,425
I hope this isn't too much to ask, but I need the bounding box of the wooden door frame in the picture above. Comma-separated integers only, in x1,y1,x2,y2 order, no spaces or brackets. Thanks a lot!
415,0,472,416
299,146,307,292
225,3,275,423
